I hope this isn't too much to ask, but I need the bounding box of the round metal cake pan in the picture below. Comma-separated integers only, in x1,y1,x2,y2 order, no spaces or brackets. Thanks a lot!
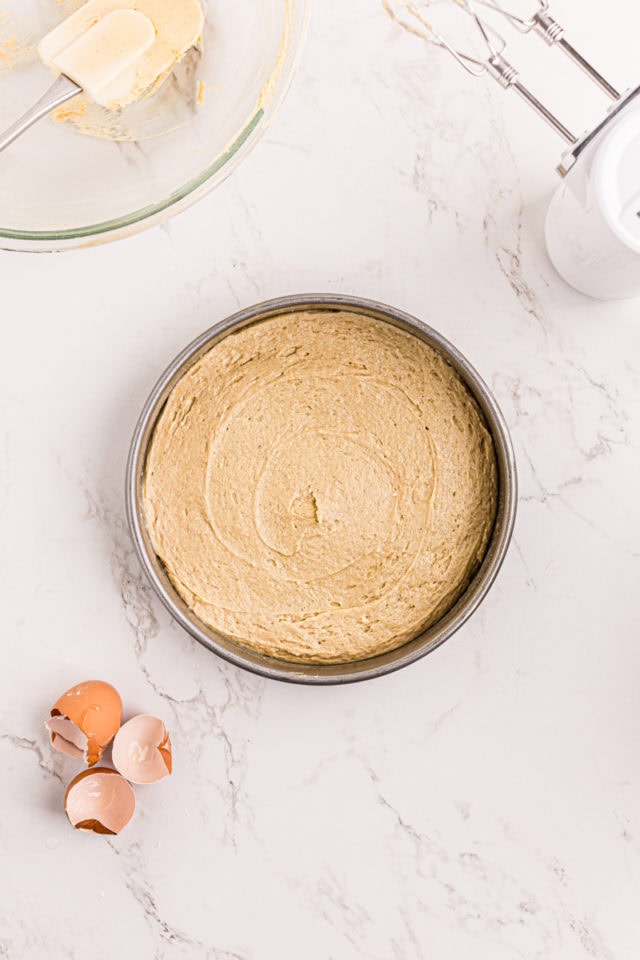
126,294,518,685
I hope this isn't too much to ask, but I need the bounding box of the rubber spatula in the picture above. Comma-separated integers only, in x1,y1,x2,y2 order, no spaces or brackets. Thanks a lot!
0,9,155,154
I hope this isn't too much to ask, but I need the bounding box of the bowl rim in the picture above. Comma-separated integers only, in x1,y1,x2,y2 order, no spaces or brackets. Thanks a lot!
0,0,311,251
126,294,518,685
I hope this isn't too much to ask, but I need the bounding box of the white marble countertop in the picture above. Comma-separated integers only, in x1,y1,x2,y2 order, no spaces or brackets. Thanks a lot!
2,0,640,956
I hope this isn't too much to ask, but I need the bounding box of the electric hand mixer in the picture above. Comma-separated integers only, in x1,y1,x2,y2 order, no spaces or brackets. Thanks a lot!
385,0,640,300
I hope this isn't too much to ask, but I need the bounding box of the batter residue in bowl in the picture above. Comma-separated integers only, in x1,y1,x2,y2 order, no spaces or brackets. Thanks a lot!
143,311,498,664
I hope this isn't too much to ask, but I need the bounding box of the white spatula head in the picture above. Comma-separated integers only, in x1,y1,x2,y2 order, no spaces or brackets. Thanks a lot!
39,9,156,107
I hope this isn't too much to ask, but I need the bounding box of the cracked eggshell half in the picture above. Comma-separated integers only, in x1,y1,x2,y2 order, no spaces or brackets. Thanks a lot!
46,680,123,766
112,714,172,784
65,767,136,834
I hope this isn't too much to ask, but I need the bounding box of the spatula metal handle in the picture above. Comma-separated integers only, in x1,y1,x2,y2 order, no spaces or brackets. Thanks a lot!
0,74,82,155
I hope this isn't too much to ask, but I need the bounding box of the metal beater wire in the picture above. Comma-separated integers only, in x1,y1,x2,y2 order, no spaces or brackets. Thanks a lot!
473,0,543,32
383,0,502,76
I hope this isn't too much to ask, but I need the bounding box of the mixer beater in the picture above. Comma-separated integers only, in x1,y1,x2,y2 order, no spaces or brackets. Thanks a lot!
384,0,625,148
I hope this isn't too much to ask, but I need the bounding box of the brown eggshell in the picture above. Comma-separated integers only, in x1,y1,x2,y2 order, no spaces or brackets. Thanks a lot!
46,680,122,766
64,768,135,835
112,715,172,784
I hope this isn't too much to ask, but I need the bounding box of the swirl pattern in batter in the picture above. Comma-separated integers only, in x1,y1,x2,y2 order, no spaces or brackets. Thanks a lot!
143,310,498,663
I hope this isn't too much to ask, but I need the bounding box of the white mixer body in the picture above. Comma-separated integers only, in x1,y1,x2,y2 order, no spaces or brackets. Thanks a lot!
545,98,640,300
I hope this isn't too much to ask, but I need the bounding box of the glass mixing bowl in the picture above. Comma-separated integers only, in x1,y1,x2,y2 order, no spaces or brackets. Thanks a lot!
0,0,309,250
